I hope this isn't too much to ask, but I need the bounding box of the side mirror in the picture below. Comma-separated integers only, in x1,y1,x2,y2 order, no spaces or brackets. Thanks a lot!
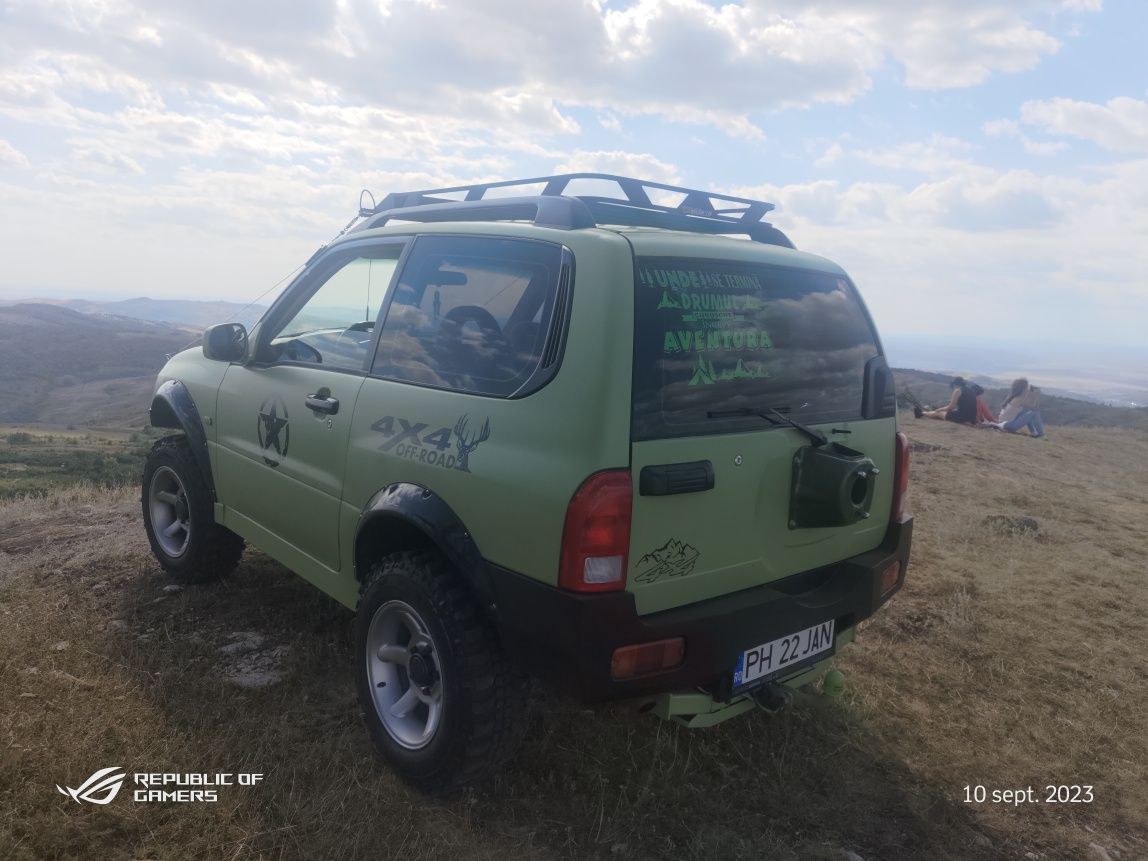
203,323,248,362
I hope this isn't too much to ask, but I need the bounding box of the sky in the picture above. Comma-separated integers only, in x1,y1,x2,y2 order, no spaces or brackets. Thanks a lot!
0,0,1146,348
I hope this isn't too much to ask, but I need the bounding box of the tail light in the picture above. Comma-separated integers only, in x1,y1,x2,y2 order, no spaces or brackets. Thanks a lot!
611,638,686,680
892,431,910,522
879,560,902,597
559,469,632,592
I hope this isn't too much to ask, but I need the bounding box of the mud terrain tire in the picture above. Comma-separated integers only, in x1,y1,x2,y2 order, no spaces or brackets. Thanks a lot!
142,435,244,584
355,549,529,794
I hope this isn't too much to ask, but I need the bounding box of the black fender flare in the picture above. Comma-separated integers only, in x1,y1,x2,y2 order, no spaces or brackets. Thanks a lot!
355,483,496,612
149,379,216,498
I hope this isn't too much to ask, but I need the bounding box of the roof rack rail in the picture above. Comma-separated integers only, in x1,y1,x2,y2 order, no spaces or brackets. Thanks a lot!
354,173,794,247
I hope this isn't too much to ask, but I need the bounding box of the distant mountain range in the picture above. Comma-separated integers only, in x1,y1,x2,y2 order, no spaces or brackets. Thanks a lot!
0,304,197,426
0,297,267,328
883,334,1148,408
1,299,1145,431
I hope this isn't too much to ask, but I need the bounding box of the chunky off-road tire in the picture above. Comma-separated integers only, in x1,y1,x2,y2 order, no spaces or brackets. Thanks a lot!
141,435,244,584
355,550,529,793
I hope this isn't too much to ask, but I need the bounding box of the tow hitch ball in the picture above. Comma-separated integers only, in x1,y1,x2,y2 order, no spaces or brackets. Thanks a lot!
751,683,793,714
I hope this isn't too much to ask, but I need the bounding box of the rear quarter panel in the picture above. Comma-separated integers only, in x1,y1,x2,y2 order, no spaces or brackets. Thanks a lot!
339,225,636,587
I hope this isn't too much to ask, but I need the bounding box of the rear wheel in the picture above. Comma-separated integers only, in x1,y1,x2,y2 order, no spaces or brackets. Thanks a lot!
142,436,244,584
355,550,529,793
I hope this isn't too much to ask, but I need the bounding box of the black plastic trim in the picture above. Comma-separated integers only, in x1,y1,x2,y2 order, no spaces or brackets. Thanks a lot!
486,516,913,703
862,354,897,419
355,482,496,608
149,379,216,498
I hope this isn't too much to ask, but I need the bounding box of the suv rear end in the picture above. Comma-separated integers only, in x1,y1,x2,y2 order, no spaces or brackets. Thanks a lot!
490,227,912,723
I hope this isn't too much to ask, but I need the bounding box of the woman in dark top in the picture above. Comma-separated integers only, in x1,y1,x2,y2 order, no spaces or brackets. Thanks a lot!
918,377,979,424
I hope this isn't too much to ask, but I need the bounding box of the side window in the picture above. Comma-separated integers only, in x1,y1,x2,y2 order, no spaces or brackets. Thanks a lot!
372,236,565,397
268,249,401,371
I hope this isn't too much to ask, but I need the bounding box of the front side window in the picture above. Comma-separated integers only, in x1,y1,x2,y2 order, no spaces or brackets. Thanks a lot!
372,236,564,397
267,249,401,371
632,256,882,439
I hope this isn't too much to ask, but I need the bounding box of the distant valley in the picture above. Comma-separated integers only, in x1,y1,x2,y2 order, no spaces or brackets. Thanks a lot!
0,304,197,426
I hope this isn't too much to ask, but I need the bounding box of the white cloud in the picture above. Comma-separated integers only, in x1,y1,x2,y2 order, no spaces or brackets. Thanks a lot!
0,139,29,167
858,134,975,175
815,142,845,168
553,150,681,184
0,0,1138,346
798,1,1068,89
0,0,1098,143
983,117,1069,155
1018,96,1148,153
732,153,1148,339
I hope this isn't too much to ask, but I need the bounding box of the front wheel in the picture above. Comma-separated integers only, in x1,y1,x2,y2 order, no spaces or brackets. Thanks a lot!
141,436,244,584
355,550,529,793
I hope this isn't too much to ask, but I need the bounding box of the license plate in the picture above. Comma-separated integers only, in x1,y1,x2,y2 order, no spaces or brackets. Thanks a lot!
732,619,836,689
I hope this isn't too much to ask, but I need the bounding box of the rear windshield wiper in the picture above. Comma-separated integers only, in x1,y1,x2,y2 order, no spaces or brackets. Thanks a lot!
706,406,828,447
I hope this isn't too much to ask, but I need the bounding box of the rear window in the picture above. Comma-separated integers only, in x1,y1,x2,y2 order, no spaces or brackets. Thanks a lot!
632,256,881,440
372,236,566,397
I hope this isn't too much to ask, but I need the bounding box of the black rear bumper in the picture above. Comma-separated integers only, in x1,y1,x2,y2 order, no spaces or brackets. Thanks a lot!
487,517,913,703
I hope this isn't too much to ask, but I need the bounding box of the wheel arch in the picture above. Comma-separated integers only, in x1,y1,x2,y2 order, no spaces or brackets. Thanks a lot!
149,379,216,498
355,483,497,613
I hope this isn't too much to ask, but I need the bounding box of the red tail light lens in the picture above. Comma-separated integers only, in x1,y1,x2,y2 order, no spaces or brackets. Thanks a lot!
559,469,633,592
892,431,910,522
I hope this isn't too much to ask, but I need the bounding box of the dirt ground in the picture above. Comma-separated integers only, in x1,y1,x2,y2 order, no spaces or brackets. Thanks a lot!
1,417,1146,860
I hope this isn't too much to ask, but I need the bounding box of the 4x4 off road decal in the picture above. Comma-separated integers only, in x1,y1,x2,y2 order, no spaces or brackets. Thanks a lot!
371,413,490,472
257,396,290,468
634,538,701,584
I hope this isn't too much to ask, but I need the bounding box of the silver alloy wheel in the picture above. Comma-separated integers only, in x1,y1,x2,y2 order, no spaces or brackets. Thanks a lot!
148,465,191,557
365,599,445,750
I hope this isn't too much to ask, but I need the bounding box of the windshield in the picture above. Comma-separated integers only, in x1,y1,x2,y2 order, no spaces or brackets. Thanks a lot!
632,256,882,440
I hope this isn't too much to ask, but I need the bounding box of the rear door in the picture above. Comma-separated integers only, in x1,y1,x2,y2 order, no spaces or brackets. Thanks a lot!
628,254,895,614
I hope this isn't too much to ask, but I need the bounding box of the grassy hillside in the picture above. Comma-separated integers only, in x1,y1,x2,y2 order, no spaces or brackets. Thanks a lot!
1,419,1145,860
0,426,157,498
895,368,1148,431
0,304,196,426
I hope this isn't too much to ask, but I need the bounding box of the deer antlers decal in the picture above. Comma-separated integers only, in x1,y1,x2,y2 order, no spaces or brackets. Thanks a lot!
454,414,491,473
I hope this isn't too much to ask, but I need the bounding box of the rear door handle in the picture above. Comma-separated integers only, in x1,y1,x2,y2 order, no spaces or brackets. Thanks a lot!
305,394,340,415
640,460,714,496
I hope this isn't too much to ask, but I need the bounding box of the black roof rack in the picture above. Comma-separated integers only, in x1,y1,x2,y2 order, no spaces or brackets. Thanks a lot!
352,173,794,247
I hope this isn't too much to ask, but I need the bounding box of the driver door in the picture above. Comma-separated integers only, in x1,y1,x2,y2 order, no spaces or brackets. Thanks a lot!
214,241,404,574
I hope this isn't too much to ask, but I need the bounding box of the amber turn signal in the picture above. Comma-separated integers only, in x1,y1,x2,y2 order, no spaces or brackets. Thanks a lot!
610,637,686,680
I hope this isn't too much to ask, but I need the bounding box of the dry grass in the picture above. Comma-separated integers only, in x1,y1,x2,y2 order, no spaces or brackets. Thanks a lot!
1,421,1146,860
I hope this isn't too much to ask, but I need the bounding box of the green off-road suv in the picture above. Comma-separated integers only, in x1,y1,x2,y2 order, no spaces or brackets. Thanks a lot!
142,174,912,791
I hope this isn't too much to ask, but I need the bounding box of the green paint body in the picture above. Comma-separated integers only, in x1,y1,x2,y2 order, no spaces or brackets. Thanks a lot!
153,220,898,712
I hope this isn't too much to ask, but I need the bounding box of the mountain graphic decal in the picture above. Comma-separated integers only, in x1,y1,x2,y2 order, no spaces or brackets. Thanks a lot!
634,538,701,584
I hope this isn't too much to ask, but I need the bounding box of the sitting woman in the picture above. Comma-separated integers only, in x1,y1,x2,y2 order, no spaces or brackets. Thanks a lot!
917,377,979,424
996,378,1046,438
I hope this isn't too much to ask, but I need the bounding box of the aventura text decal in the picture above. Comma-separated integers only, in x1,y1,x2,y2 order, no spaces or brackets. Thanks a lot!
640,265,773,387
371,413,491,472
